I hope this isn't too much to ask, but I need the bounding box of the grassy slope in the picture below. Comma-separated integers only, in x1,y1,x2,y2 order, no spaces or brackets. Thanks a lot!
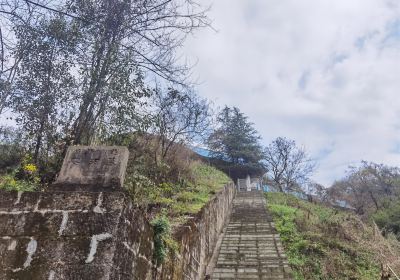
170,162,231,221
132,160,231,225
266,192,400,280
0,157,231,226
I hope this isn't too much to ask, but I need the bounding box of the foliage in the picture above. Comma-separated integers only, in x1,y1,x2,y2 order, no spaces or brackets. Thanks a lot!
329,161,400,216
14,155,39,181
147,161,230,263
169,162,230,220
0,156,40,192
12,15,77,163
266,192,400,279
124,146,231,225
124,167,158,206
151,215,179,265
0,152,41,192
0,173,38,192
191,162,231,189
0,0,210,182
0,126,24,172
207,106,265,174
373,201,400,240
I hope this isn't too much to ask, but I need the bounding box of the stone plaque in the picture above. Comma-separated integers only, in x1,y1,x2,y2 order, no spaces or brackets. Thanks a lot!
54,146,129,190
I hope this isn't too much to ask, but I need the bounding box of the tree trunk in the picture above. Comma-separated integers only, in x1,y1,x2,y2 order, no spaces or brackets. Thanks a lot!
33,119,45,163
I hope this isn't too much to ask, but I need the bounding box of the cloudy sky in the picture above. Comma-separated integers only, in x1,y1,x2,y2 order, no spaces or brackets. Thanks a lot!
183,0,400,186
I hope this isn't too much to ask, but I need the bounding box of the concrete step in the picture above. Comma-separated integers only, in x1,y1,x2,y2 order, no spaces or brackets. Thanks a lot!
210,191,293,280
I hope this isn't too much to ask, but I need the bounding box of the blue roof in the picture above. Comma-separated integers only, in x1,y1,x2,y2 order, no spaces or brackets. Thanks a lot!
191,146,211,157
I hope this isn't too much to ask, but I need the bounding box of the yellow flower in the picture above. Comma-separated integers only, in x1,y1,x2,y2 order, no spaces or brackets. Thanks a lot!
23,163,37,173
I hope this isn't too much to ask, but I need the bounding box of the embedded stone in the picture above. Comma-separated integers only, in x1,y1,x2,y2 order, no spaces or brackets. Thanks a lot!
54,146,129,191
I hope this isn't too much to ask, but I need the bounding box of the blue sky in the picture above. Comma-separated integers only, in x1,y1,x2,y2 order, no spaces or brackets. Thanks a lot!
183,0,400,186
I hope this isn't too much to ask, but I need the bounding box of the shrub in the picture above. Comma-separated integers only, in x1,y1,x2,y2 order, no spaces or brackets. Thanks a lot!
0,174,37,192
151,216,179,265
373,201,400,239
0,154,40,192
0,126,24,173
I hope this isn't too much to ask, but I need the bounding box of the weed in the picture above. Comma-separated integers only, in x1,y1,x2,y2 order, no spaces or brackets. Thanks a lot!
151,215,179,265
266,192,381,279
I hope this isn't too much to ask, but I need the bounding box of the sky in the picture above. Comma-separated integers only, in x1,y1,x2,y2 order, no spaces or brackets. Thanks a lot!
183,0,400,186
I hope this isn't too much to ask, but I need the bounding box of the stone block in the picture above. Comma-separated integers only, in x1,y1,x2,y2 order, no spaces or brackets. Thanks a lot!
54,146,129,191
61,212,120,236
38,192,97,211
0,213,62,236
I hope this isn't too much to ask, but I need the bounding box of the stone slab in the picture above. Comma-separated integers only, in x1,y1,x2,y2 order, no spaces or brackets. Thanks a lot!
54,146,129,190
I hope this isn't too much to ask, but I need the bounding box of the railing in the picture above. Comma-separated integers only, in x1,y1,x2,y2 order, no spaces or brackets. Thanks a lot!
237,176,262,192
388,264,400,280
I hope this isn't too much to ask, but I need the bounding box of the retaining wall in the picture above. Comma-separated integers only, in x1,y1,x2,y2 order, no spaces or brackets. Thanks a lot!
0,183,235,280
0,190,153,280
157,183,236,280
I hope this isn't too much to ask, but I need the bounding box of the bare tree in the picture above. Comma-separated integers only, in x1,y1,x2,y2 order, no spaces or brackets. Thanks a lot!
264,137,316,193
151,87,211,160
305,182,327,203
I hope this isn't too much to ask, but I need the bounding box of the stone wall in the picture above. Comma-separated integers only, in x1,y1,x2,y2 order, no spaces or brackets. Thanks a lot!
0,190,154,280
157,183,236,280
0,184,235,280
0,146,236,279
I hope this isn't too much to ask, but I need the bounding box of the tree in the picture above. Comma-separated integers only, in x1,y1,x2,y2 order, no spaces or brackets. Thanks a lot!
329,161,400,215
1,0,210,143
151,87,211,160
65,0,209,145
304,182,327,203
208,106,264,168
0,0,41,114
0,126,24,171
0,0,210,178
264,137,316,192
12,15,77,163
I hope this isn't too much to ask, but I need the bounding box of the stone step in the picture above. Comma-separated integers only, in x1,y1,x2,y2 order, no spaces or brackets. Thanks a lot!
210,191,293,280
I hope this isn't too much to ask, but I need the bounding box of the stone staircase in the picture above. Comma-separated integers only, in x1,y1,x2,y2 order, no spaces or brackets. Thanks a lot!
210,191,292,280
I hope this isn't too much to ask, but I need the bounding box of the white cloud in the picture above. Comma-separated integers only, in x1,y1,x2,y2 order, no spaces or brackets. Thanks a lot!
183,0,400,186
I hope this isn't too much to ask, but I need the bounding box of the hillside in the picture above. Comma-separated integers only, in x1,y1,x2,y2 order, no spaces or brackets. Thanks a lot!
266,192,400,280
0,137,232,227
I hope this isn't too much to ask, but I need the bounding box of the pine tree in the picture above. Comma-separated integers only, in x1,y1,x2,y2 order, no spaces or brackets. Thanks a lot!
208,106,263,167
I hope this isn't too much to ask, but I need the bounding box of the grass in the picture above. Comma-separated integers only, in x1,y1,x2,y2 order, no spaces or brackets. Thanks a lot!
148,162,230,264
0,173,38,192
266,192,386,280
169,162,231,224
125,160,231,226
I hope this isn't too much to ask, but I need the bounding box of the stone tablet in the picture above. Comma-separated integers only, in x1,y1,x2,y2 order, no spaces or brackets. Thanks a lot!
54,146,129,190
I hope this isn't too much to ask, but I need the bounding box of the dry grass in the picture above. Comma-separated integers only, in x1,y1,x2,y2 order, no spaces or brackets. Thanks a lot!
266,192,400,280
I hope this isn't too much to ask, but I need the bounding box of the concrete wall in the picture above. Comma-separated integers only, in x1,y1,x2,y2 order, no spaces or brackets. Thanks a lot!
0,190,154,280
0,183,235,280
157,183,236,280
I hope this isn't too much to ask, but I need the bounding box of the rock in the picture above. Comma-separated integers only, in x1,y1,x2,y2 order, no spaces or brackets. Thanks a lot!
53,146,129,191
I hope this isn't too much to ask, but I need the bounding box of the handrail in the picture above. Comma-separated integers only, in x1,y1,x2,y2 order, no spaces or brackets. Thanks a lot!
388,264,400,280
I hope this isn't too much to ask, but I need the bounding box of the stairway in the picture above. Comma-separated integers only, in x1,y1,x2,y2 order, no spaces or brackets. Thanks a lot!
210,191,292,280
